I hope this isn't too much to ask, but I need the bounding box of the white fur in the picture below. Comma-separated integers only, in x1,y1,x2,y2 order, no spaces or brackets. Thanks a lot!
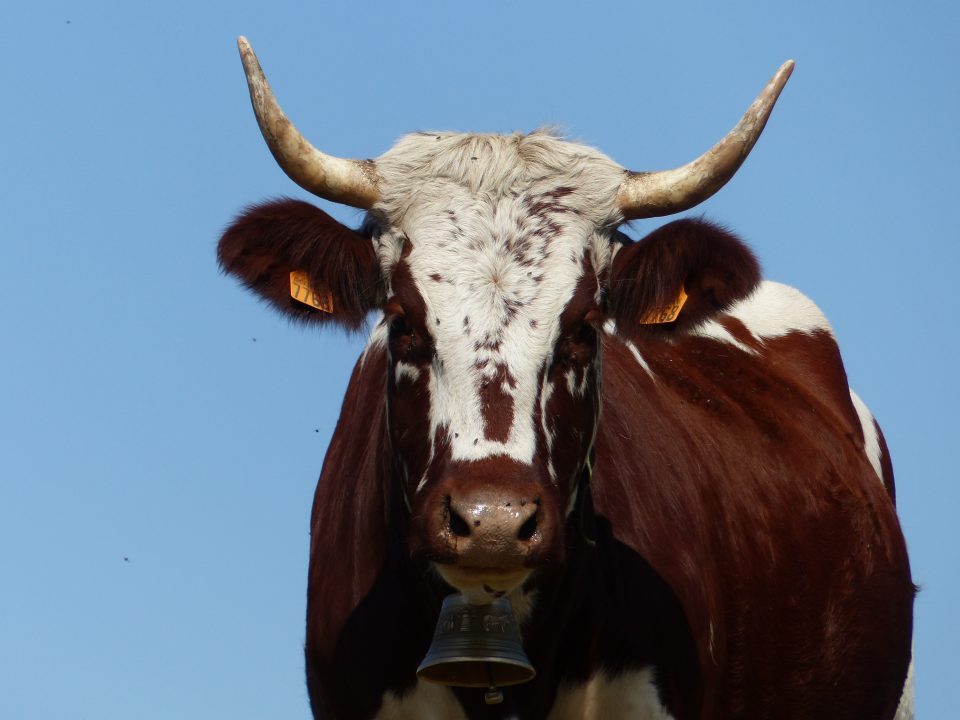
686,281,832,354
372,132,623,471
548,668,675,720
849,389,884,483
605,319,654,378
394,361,421,385
691,318,757,354
375,682,468,720
622,338,654,377
406,203,585,464
539,375,558,483
376,668,674,719
894,651,915,720
844,393,912,720
725,280,833,341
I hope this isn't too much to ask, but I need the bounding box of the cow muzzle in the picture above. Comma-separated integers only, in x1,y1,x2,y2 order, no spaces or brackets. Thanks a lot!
417,476,559,602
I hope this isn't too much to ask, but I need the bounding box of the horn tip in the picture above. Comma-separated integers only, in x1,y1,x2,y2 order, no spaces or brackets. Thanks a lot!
779,59,796,79
237,36,262,80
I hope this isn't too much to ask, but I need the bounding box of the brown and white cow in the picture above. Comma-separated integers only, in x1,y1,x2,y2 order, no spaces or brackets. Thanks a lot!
219,37,914,720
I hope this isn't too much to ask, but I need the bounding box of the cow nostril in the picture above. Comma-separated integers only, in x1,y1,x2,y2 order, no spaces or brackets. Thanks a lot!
448,507,471,538
517,512,538,541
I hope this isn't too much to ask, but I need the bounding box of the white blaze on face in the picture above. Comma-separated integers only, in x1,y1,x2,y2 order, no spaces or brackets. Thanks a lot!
404,190,592,463
372,131,624,472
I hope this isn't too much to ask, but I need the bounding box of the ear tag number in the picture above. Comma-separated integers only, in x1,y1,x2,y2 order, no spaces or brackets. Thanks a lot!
639,286,687,324
289,271,334,314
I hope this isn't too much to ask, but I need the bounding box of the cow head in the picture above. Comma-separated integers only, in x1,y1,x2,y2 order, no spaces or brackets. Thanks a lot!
220,38,788,604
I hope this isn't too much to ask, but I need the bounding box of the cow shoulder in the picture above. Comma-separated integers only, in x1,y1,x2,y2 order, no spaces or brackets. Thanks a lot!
594,274,914,718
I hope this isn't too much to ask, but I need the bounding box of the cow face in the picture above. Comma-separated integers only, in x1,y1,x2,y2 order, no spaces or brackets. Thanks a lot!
369,133,624,601
219,133,624,602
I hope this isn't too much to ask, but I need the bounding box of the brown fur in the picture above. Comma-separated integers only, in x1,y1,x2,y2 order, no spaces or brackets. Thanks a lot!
593,330,913,718
609,219,761,334
220,201,912,718
218,199,383,329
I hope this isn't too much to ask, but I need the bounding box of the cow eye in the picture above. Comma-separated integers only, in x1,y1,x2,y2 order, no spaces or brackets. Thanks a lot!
389,313,412,339
388,311,432,363
385,299,412,341
389,315,416,357
556,322,597,366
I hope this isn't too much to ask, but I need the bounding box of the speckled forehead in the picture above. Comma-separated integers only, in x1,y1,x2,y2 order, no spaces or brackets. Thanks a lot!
371,131,625,231
404,190,590,334
371,133,625,292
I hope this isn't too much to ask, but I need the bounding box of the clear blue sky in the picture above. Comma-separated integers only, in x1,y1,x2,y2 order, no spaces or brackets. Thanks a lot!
1,1,956,717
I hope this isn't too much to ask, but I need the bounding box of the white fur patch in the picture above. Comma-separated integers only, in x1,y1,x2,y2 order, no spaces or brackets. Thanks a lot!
894,650,915,720
549,668,675,720
372,132,624,468
404,198,589,464
376,682,468,720
622,338,654,377
692,318,757,354
394,361,421,385
849,389,884,483
687,281,832,354
539,376,557,483
726,280,833,341
605,320,655,378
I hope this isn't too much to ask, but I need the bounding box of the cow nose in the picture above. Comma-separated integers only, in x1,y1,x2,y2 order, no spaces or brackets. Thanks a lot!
443,492,542,567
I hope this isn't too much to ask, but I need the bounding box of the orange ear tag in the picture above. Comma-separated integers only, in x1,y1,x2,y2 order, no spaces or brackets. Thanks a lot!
639,286,687,324
289,271,334,314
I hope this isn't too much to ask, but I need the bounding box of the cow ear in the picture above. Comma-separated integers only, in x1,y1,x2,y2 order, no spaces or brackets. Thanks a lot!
607,219,761,333
218,199,383,330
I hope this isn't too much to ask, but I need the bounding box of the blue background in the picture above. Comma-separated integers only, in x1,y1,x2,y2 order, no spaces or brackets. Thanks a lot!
1,1,955,717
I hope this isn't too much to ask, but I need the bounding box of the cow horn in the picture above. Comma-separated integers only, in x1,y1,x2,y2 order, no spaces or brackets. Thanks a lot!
616,60,794,220
237,36,380,209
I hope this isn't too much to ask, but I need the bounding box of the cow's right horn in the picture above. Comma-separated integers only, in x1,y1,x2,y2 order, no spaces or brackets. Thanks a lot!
616,60,794,220
237,36,380,209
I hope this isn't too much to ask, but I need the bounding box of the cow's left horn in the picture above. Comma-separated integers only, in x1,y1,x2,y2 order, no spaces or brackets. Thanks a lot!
616,60,794,220
237,36,380,209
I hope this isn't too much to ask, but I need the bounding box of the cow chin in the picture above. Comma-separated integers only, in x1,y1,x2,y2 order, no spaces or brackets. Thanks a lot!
433,564,532,605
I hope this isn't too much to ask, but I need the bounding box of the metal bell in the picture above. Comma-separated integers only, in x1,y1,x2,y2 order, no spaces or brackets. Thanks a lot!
417,594,536,689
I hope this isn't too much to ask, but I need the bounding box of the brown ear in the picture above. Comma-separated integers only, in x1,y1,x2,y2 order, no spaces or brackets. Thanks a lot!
608,219,761,333
218,199,383,329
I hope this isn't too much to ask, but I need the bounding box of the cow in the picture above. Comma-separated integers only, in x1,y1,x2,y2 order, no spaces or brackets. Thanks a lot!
218,37,914,720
